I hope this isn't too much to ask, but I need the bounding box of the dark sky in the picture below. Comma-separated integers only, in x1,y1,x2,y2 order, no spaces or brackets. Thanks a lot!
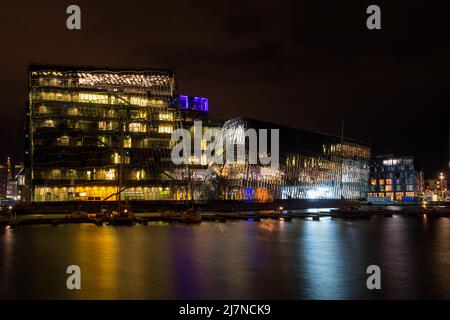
0,1,449,178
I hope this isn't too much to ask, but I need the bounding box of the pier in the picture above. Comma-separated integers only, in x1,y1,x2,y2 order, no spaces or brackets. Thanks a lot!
1,206,449,229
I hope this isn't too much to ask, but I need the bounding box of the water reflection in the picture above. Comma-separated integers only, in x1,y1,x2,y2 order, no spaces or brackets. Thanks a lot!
1,216,450,299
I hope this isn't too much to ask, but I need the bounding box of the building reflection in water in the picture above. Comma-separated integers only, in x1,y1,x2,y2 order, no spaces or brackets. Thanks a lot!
1,217,450,299
300,218,350,299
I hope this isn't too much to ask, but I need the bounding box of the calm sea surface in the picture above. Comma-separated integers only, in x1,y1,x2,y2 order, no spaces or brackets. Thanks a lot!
1,215,450,299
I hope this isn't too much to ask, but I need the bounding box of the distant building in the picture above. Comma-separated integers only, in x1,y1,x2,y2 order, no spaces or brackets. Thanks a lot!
0,163,6,199
0,157,23,202
369,155,422,201
425,178,448,201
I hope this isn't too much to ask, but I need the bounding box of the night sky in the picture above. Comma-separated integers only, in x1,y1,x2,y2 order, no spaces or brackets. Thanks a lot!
0,1,448,178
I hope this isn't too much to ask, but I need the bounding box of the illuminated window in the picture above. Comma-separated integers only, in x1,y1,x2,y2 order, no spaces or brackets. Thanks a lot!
106,169,116,180
38,104,48,114
67,107,79,116
112,153,121,164
124,136,132,148
131,169,146,180
129,122,146,133
50,169,62,179
98,121,107,130
129,96,148,106
67,169,77,179
395,192,404,200
42,119,56,128
57,135,70,146
385,185,392,192
371,179,377,186
131,110,147,119
386,179,392,185
158,125,173,134
379,179,385,185
79,93,108,104
98,136,109,147
99,121,117,131
159,113,173,121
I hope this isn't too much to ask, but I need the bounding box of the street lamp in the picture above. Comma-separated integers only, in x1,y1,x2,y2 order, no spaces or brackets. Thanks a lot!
439,172,445,200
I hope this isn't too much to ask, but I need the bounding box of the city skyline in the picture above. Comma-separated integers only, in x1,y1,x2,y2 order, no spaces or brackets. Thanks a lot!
0,1,449,179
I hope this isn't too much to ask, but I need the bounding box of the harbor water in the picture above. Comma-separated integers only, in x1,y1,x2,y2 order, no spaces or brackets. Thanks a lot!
1,214,450,299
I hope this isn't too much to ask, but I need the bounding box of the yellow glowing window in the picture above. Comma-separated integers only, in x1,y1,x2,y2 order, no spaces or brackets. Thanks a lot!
129,122,146,133
106,169,116,180
38,105,48,114
385,185,392,191
112,153,121,164
131,110,147,119
395,192,404,200
378,193,385,197
130,96,148,106
42,119,56,128
159,113,173,121
123,136,132,148
79,93,108,104
98,121,108,130
158,125,173,134
371,179,377,186
57,135,70,146
386,179,393,185
50,169,62,179
67,107,79,116
379,179,385,185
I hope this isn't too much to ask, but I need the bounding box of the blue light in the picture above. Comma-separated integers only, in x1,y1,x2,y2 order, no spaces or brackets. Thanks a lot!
201,98,208,112
179,95,189,109
193,96,201,110
245,187,253,203
179,95,208,112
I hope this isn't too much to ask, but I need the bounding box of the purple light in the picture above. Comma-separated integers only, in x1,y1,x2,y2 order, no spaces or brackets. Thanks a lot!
193,96,201,110
179,95,209,112
179,95,189,109
201,98,208,112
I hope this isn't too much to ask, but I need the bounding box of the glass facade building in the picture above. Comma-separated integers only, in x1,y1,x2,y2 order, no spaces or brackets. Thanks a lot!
368,154,421,201
26,64,194,202
200,117,371,202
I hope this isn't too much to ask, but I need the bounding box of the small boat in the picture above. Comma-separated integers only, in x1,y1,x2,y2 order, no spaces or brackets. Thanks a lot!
108,207,135,226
